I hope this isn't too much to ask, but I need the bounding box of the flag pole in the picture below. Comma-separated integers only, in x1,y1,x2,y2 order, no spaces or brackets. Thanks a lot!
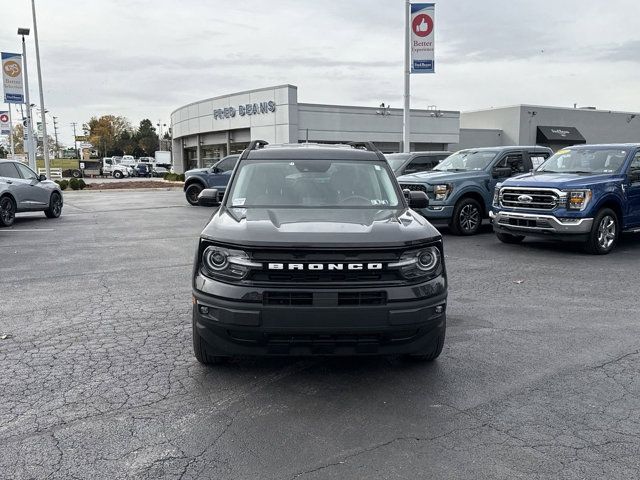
403,0,411,153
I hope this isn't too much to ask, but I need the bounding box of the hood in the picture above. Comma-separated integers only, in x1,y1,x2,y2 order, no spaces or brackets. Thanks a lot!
201,207,440,248
398,169,489,184
502,172,623,189
185,168,210,176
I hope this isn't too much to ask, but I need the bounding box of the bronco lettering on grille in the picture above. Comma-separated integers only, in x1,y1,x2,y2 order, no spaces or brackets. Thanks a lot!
267,263,384,271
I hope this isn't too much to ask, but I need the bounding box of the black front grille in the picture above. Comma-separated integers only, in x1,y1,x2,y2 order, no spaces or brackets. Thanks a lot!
247,248,405,285
500,188,558,210
400,184,427,193
262,291,387,306
338,291,387,306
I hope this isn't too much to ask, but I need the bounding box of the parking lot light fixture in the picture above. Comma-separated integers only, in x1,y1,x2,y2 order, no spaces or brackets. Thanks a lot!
18,28,36,170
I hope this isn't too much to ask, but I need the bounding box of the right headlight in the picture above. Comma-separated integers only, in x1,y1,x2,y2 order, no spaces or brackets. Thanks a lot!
388,246,442,281
201,245,261,281
434,184,452,201
492,185,502,207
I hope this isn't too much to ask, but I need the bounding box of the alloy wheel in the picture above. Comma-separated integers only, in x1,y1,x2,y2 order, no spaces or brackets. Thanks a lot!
0,197,15,225
459,204,480,232
597,215,616,250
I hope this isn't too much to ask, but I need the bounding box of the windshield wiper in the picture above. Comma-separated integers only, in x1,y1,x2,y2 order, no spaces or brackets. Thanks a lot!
440,168,466,172
564,170,593,174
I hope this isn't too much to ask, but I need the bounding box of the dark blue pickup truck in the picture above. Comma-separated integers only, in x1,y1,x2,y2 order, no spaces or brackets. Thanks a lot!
184,155,239,205
491,144,640,254
398,146,553,235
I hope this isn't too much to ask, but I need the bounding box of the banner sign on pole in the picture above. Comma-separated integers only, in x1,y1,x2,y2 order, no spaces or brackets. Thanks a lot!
1,52,25,103
0,111,9,135
410,3,435,73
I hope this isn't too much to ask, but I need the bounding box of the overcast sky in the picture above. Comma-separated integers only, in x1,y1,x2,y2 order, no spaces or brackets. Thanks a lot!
2,0,639,145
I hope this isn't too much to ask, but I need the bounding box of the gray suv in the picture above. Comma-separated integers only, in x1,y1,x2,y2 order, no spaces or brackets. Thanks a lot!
0,160,63,227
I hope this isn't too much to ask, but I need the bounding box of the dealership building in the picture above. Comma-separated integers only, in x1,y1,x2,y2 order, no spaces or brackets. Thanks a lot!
170,84,640,173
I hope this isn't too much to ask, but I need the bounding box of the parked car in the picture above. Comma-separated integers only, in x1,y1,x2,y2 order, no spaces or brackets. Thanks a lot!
0,160,63,227
183,154,239,205
397,146,553,235
491,144,640,254
386,151,451,177
152,166,169,177
133,163,151,177
191,141,445,365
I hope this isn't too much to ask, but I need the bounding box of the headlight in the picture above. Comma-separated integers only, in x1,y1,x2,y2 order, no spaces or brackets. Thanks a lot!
434,184,452,201
201,246,261,281
388,246,442,280
493,186,501,206
565,190,592,211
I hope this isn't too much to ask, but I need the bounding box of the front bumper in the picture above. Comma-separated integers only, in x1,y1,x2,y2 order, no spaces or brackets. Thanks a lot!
491,210,593,240
192,277,447,356
416,205,455,221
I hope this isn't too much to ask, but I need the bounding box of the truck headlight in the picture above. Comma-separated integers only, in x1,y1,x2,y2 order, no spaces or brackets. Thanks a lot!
434,184,452,201
565,190,592,211
388,246,442,280
201,246,261,281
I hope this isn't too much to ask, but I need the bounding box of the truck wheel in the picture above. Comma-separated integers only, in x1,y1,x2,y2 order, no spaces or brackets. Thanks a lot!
113,171,123,179
193,320,227,365
496,232,525,244
72,169,81,178
407,323,446,362
585,208,618,255
44,192,63,219
0,196,16,227
450,198,482,235
185,184,203,206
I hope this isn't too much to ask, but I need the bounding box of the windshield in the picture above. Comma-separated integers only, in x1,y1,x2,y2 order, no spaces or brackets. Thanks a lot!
538,148,629,174
227,159,401,208
434,150,498,172
385,153,410,171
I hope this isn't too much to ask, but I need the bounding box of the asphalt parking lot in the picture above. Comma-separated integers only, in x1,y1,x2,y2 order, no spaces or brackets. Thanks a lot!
2,190,640,480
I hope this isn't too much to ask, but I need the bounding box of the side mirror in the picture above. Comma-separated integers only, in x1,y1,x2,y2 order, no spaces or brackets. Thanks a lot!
198,188,220,207
211,167,222,174
492,166,512,179
629,171,640,183
38,174,47,181
408,190,429,209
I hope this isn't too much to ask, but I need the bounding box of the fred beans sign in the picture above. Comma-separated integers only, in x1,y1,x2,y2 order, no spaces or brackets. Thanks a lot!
214,100,276,120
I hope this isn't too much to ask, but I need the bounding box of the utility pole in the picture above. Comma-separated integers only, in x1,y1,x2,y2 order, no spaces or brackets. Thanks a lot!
403,0,411,153
52,116,59,158
8,104,15,158
31,0,51,177
18,28,36,169
71,122,78,159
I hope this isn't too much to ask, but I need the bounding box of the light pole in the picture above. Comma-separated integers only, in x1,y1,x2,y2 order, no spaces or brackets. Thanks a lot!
31,0,51,177
18,28,36,170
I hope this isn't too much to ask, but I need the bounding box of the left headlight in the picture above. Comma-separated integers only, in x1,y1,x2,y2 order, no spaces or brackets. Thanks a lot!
565,189,592,211
388,246,442,281
434,184,452,201
201,245,261,281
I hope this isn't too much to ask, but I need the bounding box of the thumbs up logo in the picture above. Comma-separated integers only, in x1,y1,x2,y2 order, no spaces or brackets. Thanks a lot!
412,14,433,37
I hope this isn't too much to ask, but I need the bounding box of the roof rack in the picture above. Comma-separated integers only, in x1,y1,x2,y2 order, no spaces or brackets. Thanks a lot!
347,141,386,161
240,140,269,160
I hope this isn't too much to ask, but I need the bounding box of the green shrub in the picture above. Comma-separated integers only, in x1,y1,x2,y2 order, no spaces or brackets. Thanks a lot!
69,178,80,190
177,174,185,182
55,180,69,190
78,179,86,190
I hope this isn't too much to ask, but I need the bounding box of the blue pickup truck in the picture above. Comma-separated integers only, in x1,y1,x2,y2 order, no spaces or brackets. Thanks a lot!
184,155,239,205
491,144,640,254
398,146,553,235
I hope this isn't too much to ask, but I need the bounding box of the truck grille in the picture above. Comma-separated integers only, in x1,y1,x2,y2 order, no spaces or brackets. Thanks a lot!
262,291,387,306
500,188,559,210
400,184,427,193
247,248,405,285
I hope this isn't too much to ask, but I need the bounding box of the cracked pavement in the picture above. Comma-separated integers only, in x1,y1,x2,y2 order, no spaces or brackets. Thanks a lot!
1,190,640,479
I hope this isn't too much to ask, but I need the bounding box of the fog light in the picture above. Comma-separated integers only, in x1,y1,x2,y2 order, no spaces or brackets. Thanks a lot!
199,305,209,314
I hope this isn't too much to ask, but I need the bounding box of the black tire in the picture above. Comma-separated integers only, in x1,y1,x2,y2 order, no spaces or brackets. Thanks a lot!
185,183,204,206
44,192,63,219
193,319,227,365
584,208,618,255
449,198,483,235
72,169,81,178
407,323,446,362
0,195,16,227
113,171,123,179
496,232,525,244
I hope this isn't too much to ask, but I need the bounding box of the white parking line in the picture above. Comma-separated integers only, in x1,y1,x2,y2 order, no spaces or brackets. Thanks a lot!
3,228,55,232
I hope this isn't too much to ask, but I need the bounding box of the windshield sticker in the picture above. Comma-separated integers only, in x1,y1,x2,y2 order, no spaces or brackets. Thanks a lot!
232,197,246,206
374,165,381,171
371,199,390,206
557,149,570,155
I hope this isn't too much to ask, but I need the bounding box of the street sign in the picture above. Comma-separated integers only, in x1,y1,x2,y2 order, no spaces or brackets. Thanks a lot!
80,162,85,169
75,135,88,142
410,3,435,73
0,111,9,135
